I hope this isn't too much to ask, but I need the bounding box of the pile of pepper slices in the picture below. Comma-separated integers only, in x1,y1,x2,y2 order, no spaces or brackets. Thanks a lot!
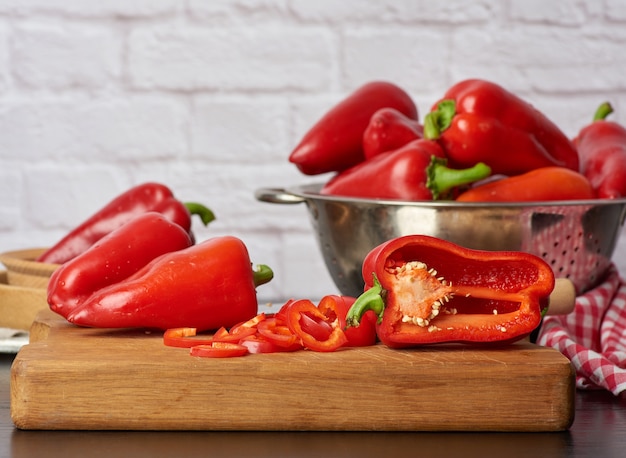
290,78,626,201
39,78,626,358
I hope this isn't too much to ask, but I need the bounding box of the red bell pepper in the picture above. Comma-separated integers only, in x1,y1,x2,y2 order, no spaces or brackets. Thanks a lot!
65,236,273,331
47,212,193,319
574,102,626,199
289,81,418,175
362,107,423,160
423,79,580,176
345,235,555,347
37,182,215,264
320,139,491,201
455,166,595,202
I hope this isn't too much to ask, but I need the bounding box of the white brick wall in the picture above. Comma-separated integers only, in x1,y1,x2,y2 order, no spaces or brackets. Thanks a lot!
2,0,626,302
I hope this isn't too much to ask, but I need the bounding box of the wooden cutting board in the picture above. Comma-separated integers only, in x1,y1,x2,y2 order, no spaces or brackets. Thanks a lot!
11,309,575,432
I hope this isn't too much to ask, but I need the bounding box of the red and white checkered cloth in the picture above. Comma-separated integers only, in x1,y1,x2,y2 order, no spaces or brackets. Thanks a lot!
537,265,626,396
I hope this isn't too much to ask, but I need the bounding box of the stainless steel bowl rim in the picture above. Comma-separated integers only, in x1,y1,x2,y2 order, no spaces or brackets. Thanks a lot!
256,183,626,209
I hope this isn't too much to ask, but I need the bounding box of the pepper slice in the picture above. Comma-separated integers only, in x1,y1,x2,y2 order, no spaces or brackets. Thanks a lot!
211,314,267,343
190,342,249,358
163,328,215,348
256,317,300,349
285,299,348,352
346,235,555,347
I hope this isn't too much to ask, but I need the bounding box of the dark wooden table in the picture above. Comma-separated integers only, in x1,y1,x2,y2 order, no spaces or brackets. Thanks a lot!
1,352,624,458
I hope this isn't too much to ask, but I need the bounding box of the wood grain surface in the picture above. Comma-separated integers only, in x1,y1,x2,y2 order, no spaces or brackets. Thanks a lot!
11,309,575,432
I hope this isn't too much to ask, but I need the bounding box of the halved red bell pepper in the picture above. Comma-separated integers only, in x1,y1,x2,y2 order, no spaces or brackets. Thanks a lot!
574,102,626,199
455,166,595,202
320,139,491,201
423,79,579,176
37,182,215,264
345,235,555,347
66,236,273,331
289,81,418,175
362,107,423,160
47,212,193,319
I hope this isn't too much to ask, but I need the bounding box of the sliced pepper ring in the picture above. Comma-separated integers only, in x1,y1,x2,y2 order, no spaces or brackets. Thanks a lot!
163,327,215,348
190,342,249,358
285,299,348,352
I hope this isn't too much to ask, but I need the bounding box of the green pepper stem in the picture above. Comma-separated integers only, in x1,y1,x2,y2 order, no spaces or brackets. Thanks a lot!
423,99,456,140
593,102,614,122
184,202,216,226
345,274,386,328
253,264,273,287
427,157,492,200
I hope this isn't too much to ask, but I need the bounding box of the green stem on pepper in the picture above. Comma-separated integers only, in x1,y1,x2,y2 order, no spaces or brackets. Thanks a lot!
345,274,386,328
253,264,274,287
593,102,614,122
423,99,456,140
427,156,492,200
184,202,216,226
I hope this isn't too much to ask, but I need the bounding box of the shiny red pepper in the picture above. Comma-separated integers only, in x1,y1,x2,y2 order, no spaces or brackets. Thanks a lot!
66,236,273,331
37,182,215,264
423,79,579,176
574,102,626,199
320,139,491,201
345,235,554,347
456,167,595,202
289,81,418,175
47,212,193,319
362,107,423,160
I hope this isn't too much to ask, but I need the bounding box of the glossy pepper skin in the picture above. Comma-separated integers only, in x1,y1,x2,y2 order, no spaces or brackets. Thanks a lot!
423,79,580,176
574,102,626,199
37,182,215,264
47,212,194,319
320,139,491,201
456,166,595,202
289,81,418,175
362,107,423,160
345,235,554,347
66,236,273,331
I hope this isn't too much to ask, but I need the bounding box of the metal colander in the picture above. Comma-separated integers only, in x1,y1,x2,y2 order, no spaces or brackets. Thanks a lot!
256,184,626,297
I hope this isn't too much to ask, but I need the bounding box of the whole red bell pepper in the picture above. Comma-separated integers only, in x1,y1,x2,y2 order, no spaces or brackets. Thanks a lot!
65,236,273,331
47,212,194,319
345,235,555,347
37,182,215,264
362,107,423,160
289,81,418,175
455,166,595,202
574,102,626,199
320,139,491,201
423,79,579,176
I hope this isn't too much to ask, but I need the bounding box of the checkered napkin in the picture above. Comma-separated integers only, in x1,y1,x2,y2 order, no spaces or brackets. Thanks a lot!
537,265,626,396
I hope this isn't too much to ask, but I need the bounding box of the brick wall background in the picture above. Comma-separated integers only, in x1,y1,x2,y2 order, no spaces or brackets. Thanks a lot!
2,0,626,303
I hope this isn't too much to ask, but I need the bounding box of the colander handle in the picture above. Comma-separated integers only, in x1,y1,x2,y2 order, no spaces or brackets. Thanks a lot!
254,188,305,204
